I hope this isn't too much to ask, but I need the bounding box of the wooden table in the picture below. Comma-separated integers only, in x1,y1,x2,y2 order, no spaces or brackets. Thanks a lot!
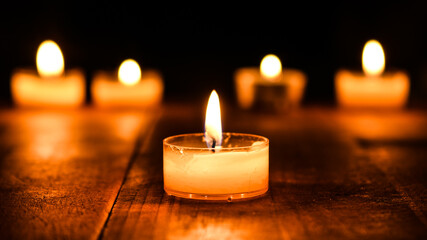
0,104,426,239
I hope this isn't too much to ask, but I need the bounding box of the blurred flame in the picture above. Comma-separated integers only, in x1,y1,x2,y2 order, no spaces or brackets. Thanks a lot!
362,40,385,77
260,54,282,81
118,59,141,86
205,90,222,148
36,40,64,78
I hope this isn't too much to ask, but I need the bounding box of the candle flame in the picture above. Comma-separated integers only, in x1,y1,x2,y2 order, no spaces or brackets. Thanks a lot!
362,39,385,77
205,90,222,148
260,54,282,81
118,59,141,86
36,40,64,78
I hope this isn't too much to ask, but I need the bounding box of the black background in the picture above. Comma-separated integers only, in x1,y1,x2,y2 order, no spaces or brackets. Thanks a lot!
1,2,427,107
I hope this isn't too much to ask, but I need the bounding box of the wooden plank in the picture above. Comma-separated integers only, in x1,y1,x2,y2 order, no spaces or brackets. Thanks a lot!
102,105,427,240
230,108,427,239
0,109,158,239
338,110,427,229
101,104,201,240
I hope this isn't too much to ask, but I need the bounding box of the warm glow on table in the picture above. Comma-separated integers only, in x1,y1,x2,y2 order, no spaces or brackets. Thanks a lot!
335,39,410,109
163,90,269,201
235,54,306,110
11,40,85,107
91,59,163,108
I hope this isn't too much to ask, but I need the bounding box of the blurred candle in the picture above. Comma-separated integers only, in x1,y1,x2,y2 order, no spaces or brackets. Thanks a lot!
335,40,410,108
11,40,85,107
91,59,163,108
234,54,306,110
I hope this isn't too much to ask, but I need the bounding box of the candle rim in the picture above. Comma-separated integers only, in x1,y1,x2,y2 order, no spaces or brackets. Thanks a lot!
163,132,269,150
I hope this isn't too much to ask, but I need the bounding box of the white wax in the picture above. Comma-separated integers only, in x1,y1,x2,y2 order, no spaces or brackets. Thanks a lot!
164,146,268,195
11,69,85,107
335,70,410,108
91,70,163,108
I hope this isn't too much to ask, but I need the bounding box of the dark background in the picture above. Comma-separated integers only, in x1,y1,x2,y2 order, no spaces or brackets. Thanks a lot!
1,2,427,107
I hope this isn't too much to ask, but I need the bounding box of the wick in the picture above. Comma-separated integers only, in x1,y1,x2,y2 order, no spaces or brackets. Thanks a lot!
211,139,216,153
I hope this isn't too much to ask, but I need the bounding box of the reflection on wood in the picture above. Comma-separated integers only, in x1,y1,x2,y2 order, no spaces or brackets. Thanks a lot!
0,109,158,239
102,106,427,239
0,106,426,239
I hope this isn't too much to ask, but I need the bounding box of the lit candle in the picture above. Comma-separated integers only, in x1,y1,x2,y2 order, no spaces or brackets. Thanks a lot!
91,59,163,108
163,90,269,201
335,39,410,108
11,40,85,107
234,54,306,110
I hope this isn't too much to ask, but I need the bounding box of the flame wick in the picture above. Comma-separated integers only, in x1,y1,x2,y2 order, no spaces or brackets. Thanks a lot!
362,39,385,77
36,40,64,78
118,59,141,86
211,139,216,153
260,54,282,81
205,90,222,149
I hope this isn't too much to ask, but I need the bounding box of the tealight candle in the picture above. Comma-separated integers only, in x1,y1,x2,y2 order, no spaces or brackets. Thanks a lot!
11,40,85,107
335,39,410,108
234,54,306,110
163,90,269,201
91,59,163,108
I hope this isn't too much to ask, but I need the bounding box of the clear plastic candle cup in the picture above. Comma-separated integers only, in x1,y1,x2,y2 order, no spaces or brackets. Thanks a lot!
163,132,269,201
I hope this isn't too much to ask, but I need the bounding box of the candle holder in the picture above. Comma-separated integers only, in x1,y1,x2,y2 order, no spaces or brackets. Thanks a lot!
91,59,163,108
11,69,85,107
234,67,306,111
252,81,288,112
11,40,85,107
335,70,409,108
163,132,269,201
91,70,163,108
335,39,410,109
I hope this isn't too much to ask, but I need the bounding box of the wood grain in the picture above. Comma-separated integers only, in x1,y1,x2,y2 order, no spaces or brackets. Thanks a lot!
0,105,426,239
102,105,427,240
0,109,158,239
